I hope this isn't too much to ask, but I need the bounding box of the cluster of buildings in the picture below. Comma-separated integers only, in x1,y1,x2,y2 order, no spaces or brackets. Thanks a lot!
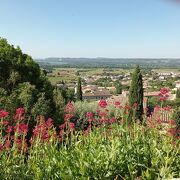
49,69,180,103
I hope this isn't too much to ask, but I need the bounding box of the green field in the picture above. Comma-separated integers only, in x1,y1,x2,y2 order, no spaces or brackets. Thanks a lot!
48,68,132,85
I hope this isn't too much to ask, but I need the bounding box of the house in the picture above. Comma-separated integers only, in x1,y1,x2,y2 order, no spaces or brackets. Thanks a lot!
82,89,111,100
175,82,180,89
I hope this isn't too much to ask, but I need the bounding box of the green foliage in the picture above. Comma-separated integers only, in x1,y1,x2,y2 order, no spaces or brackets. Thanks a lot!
31,93,51,118
0,38,40,90
92,77,113,87
129,65,144,120
76,76,82,101
53,88,66,125
0,37,65,125
172,108,180,133
114,81,122,94
0,123,179,179
176,88,180,99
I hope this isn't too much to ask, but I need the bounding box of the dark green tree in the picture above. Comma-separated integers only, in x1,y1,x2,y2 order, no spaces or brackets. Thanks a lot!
0,38,60,120
114,82,122,94
129,65,144,121
176,88,180,99
76,77,82,101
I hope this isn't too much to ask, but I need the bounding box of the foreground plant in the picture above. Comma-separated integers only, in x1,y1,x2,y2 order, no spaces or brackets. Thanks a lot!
0,101,179,179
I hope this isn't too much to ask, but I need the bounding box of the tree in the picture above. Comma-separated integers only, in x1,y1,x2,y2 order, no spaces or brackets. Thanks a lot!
172,108,180,137
114,82,122,94
176,88,180,99
31,93,51,118
76,77,82,101
129,65,144,121
0,37,58,119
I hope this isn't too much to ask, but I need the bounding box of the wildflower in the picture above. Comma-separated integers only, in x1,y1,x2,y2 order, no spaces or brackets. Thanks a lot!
160,87,169,95
86,112,93,118
59,123,66,129
0,110,9,118
4,139,11,150
6,125,13,133
64,114,73,121
16,108,25,116
168,120,176,126
114,101,121,107
156,117,162,125
1,121,9,126
69,122,75,129
167,128,176,136
99,111,107,117
0,144,3,151
158,87,169,101
98,100,107,108
163,106,171,111
64,102,75,113
109,117,116,124
124,105,131,110
14,123,28,134
42,133,50,141
46,118,53,128
159,97,166,101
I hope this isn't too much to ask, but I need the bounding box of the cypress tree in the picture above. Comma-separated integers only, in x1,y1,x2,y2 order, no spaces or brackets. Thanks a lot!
129,65,144,121
76,77,82,101
176,88,180,99
115,82,122,95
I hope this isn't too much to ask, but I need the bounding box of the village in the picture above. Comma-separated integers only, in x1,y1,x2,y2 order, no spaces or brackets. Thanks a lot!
47,68,180,104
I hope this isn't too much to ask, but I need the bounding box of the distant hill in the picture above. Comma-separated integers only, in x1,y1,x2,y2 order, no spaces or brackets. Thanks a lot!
35,57,180,69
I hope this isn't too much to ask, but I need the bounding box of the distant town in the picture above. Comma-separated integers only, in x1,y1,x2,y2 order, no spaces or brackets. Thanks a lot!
44,66,180,108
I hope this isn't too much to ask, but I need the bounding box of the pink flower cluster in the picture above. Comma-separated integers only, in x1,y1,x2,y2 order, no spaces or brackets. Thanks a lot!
158,87,169,101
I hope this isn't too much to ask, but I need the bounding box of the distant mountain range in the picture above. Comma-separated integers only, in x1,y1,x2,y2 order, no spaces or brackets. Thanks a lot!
35,58,180,69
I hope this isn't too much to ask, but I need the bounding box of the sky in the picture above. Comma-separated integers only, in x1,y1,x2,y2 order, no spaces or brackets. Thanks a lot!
0,0,180,58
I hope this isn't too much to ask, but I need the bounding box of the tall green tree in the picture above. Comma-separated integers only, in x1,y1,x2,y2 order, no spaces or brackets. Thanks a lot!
76,77,82,101
114,82,122,94
176,88,180,99
129,65,144,121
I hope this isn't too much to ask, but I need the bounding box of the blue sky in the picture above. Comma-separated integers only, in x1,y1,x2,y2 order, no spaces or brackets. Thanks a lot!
0,0,180,58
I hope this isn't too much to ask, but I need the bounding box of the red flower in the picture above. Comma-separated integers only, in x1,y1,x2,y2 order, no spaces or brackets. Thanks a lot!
6,125,13,133
15,123,28,134
64,114,73,121
1,121,9,126
109,117,116,124
114,101,121,106
167,128,176,136
124,105,131,110
163,106,171,111
160,87,169,95
46,118,53,128
159,97,166,101
64,102,75,113
98,100,107,108
42,133,50,141
69,122,75,129
86,112,93,118
16,108,25,116
0,110,9,118
158,87,169,101
0,144,4,151
168,120,176,126
156,117,162,125
4,139,11,150
99,111,107,117
59,123,66,129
